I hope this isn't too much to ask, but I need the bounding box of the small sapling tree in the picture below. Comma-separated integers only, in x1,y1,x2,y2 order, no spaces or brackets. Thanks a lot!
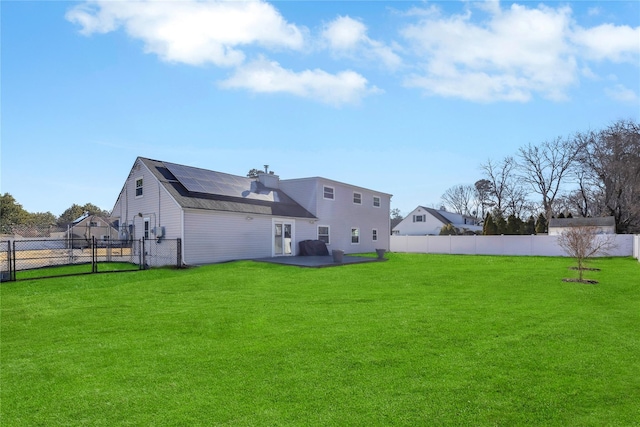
557,226,616,283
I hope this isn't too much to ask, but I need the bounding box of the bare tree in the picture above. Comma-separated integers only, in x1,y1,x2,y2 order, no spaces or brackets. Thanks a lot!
517,137,581,220
441,184,474,216
503,181,536,219
574,120,640,233
557,226,616,283
563,166,594,217
480,156,517,217
390,208,404,231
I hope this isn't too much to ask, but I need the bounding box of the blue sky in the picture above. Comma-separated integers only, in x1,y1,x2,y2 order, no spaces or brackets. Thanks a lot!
2,0,639,217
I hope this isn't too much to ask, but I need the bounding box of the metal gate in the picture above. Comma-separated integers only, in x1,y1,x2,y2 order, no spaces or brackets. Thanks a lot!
0,238,181,282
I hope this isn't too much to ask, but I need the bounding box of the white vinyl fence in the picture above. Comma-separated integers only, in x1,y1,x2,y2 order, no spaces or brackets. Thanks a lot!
391,234,636,258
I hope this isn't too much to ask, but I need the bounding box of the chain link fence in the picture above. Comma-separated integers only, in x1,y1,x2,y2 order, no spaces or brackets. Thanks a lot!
141,237,182,268
0,241,11,282
0,238,181,282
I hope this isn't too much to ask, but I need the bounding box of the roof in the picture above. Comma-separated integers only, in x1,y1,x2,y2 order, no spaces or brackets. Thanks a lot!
416,206,478,225
72,212,90,224
281,176,393,197
138,157,316,219
548,216,616,228
423,207,452,225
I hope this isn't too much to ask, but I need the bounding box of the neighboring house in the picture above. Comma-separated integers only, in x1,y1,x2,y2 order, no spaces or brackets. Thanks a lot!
67,212,119,247
111,157,392,265
548,216,616,236
392,206,482,235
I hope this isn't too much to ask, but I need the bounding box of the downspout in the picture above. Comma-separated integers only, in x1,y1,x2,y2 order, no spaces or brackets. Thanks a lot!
156,180,163,243
158,179,162,230
181,209,185,265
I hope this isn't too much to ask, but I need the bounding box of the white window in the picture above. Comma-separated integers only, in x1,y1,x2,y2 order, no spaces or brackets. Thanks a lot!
353,192,362,204
373,196,381,207
143,218,150,239
323,186,334,200
351,228,360,244
318,226,330,245
135,178,143,197
413,215,425,222
372,229,378,241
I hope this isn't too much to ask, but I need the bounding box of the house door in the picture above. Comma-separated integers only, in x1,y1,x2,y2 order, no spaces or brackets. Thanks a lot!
273,221,294,256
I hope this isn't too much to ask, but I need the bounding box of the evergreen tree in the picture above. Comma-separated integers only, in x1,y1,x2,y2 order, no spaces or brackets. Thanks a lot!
483,213,498,235
524,215,536,235
0,193,29,233
494,213,507,235
26,212,57,227
57,203,110,225
535,213,547,234
506,214,522,235
439,224,459,235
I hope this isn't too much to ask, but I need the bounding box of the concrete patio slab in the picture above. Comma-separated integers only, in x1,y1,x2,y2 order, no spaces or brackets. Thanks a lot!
254,255,386,268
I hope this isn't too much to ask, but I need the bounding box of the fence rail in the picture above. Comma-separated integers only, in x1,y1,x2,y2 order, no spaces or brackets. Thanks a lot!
1,237,182,282
391,234,636,258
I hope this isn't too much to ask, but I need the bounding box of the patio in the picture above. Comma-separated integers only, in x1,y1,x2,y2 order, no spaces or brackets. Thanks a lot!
254,254,386,268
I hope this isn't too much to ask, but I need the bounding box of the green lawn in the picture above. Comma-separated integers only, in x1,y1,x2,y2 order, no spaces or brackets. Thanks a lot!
14,262,140,281
2,254,639,426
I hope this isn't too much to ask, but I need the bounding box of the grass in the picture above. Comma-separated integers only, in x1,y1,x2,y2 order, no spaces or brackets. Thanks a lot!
2,253,639,426
14,262,140,280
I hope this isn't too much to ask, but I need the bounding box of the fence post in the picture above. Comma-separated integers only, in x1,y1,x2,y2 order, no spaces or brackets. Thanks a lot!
91,237,96,273
177,238,182,268
2,241,15,282
11,241,17,281
141,238,146,270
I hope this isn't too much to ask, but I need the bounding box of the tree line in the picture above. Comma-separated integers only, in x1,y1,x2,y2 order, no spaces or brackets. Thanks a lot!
0,193,110,235
439,119,640,234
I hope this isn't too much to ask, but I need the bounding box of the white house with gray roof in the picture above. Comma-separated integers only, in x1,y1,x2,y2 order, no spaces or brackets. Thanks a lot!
111,157,391,265
392,206,482,236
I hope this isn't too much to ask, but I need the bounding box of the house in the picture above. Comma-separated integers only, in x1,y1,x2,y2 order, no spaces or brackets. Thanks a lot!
548,216,616,236
111,157,391,265
392,206,482,236
66,212,119,247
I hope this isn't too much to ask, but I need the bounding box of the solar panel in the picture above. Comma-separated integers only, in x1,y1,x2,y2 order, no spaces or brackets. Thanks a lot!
164,162,278,202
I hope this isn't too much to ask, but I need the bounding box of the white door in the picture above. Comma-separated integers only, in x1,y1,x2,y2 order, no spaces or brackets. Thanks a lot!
273,220,294,256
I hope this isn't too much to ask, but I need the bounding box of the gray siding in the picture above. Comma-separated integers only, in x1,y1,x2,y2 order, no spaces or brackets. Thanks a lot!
279,179,319,215
182,210,321,264
111,159,182,241
281,178,391,254
183,210,273,264
111,158,390,264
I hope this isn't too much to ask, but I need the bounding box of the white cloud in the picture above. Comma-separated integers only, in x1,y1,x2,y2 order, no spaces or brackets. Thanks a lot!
219,57,380,106
66,0,305,67
401,3,578,102
604,84,639,103
400,2,639,103
572,23,640,63
65,0,640,106
322,16,401,70
323,15,367,51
